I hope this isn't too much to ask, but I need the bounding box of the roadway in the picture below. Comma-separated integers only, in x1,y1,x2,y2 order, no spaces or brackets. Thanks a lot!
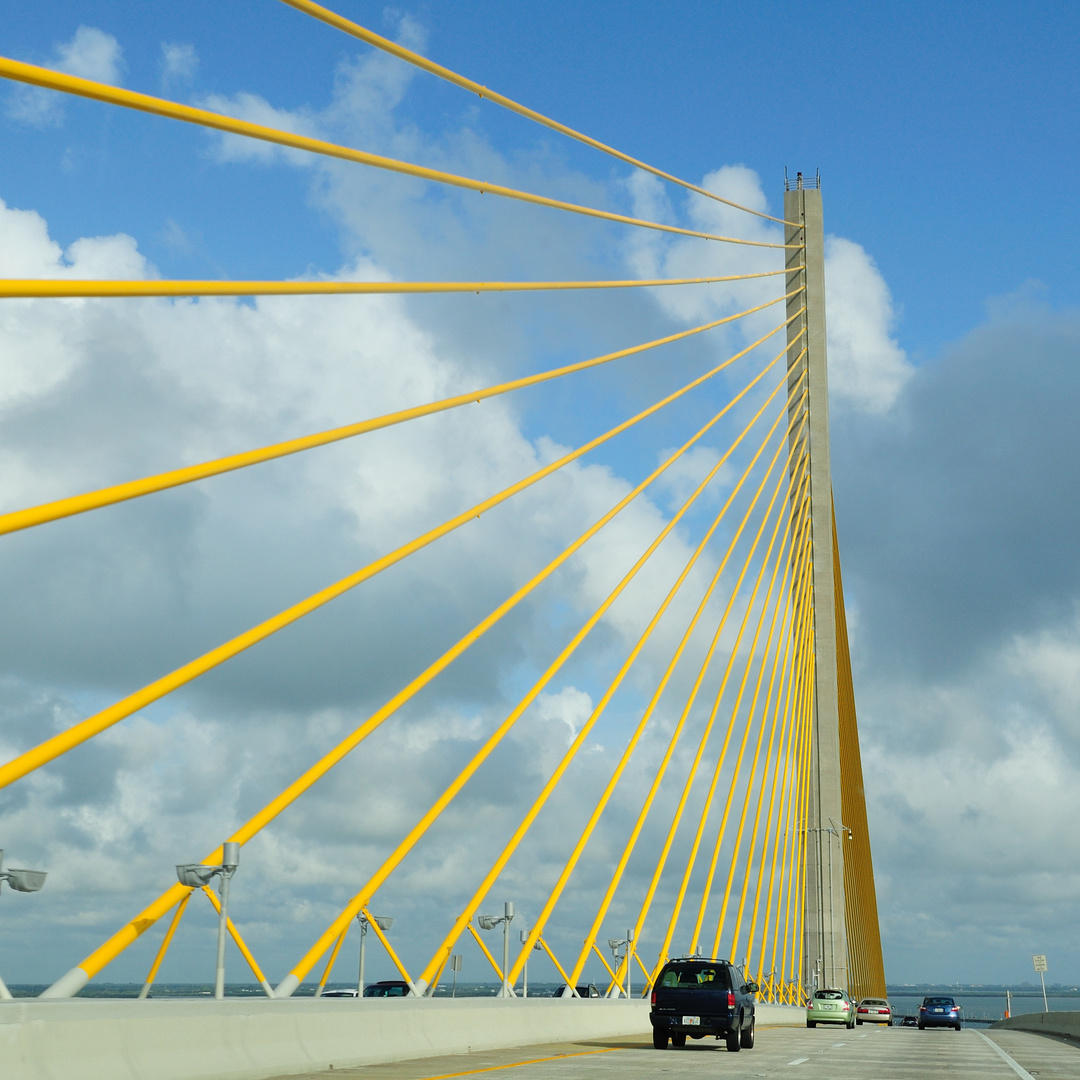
268,1024,1080,1080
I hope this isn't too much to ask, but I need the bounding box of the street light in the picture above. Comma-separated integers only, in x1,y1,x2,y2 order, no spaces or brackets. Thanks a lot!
0,849,47,1001
518,929,543,998
607,929,634,999
176,841,239,1001
477,901,515,997
356,913,393,997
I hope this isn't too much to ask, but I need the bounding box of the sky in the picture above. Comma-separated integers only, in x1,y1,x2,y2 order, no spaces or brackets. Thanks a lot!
0,1,1079,992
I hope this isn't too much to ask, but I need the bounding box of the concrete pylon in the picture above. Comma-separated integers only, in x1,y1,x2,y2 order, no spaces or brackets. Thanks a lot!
783,177,848,996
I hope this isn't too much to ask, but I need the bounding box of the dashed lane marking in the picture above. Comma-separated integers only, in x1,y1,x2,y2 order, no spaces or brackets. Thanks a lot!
787,1057,810,1066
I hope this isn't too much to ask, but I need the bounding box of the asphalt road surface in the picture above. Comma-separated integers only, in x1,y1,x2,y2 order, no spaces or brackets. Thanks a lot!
274,1024,1080,1079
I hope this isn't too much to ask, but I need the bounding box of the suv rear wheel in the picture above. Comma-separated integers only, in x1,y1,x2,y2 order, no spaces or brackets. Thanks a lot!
740,1017,755,1049
651,1029,668,1049
726,1022,741,1052
671,1033,687,1048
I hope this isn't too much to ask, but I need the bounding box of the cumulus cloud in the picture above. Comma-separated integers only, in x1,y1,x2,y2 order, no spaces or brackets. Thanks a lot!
824,236,912,413
160,42,198,89
5,26,124,127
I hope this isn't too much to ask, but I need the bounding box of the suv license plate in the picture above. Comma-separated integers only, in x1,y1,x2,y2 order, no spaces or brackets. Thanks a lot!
682,1016,700,1026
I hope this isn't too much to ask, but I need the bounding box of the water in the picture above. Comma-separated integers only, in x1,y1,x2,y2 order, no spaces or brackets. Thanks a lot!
887,991,1080,1025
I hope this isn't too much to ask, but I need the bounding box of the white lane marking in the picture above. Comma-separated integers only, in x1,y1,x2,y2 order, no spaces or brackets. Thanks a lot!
787,1057,809,1065
975,1031,1037,1080
831,1042,846,1047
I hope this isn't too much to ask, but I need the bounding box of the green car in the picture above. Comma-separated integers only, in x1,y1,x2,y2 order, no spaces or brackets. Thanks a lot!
806,988,855,1028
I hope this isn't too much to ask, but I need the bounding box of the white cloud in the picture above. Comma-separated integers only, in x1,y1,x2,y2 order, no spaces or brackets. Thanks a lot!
5,26,123,127
56,26,124,84
160,42,198,88
824,236,913,414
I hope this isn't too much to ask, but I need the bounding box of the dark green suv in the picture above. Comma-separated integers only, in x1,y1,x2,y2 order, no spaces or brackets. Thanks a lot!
649,957,758,1052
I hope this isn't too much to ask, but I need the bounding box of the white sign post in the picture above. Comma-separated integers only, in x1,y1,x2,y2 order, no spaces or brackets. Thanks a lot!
1033,955,1048,1012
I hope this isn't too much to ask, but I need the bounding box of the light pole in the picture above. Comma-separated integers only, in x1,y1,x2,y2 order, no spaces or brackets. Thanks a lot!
0,849,47,1001
450,953,462,998
607,929,634,998
357,913,393,996
519,930,542,998
176,841,240,1000
478,901,515,997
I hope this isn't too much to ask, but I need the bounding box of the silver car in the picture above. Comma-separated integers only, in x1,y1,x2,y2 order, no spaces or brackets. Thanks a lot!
806,988,854,1028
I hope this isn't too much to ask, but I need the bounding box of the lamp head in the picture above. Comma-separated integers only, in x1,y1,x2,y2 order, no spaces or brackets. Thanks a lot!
374,915,394,931
477,916,498,931
176,864,218,888
3,868,46,893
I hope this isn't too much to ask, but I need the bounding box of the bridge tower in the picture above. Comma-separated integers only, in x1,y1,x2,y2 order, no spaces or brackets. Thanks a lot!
783,175,849,995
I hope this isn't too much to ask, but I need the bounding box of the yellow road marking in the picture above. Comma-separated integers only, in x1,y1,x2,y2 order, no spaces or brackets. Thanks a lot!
417,1047,618,1079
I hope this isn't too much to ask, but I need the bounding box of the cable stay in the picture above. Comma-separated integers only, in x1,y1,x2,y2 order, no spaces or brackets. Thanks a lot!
280,0,800,228
0,58,801,251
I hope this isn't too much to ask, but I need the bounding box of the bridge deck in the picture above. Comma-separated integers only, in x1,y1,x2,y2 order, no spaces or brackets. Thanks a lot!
271,1026,1079,1080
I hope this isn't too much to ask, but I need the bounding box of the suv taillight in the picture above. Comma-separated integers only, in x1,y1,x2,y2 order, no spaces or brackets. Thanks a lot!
651,990,656,1005
727,991,736,1009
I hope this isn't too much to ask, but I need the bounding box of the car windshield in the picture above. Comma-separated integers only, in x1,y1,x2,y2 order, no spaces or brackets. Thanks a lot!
815,990,845,1000
659,963,729,988
924,997,954,1006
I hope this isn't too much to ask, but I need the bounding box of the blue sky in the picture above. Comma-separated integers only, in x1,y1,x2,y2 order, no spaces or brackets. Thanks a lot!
1,2,1079,993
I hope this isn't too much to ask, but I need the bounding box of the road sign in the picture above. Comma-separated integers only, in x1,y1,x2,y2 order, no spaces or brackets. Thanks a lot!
1033,954,1048,973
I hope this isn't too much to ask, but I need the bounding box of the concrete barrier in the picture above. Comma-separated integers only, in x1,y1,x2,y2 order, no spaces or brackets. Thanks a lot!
1,997,651,1080
992,1010,1080,1041
0,996,805,1080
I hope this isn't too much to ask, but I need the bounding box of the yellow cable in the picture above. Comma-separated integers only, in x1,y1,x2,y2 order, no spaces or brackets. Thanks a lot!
0,269,796,300
628,471,808,978
281,0,800,228
728,524,812,966
200,886,273,990
700,471,806,959
414,371,801,993
0,315,797,796
0,292,798,538
316,927,348,994
646,470,808,984
521,417,807,993
467,923,504,983
776,596,812,997
295,359,794,994
361,905,415,991
56,329,793,989
0,57,799,251
684,478,808,956
537,938,573,988
138,892,191,996
570,418,805,986
749,533,812,983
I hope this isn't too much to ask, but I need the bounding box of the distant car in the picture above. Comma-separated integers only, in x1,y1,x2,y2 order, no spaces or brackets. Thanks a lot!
649,957,758,1052
363,980,410,997
552,983,601,998
900,1015,918,1027
806,988,854,1029
321,987,359,998
856,997,892,1025
918,996,961,1030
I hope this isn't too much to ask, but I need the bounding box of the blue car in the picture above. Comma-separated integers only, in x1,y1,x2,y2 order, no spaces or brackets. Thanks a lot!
917,996,961,1030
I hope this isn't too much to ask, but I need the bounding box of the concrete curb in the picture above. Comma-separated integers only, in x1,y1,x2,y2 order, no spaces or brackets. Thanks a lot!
0,997,651,1080
991,1011,1080,1042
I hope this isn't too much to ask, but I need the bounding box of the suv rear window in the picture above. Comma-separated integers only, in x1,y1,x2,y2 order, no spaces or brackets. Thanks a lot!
659,963,731,989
